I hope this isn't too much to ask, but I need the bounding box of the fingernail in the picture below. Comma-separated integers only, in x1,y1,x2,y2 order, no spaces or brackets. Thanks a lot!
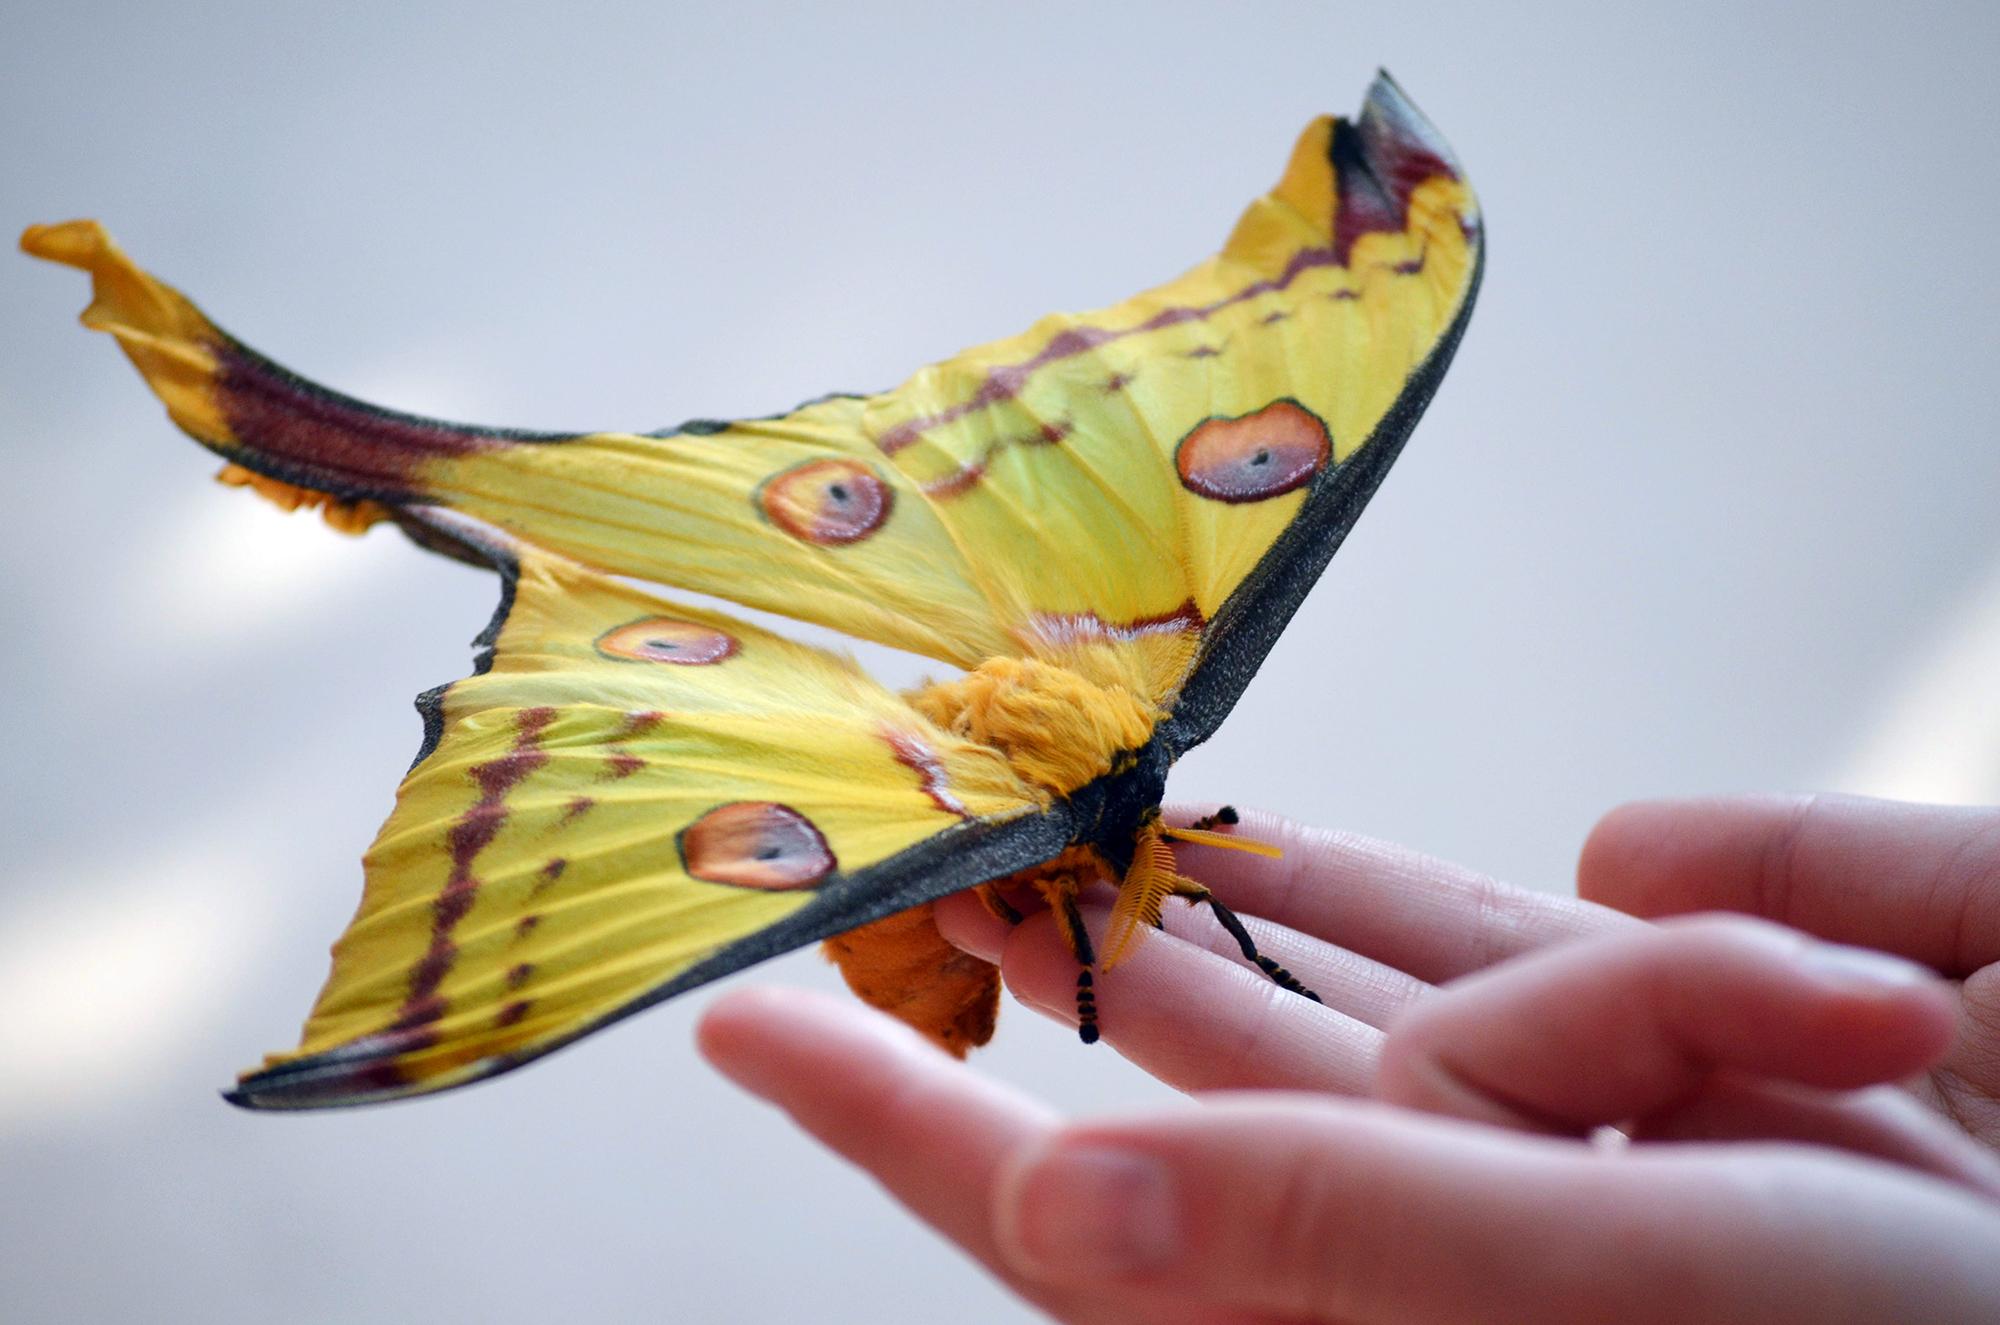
1796,942,1936,991
997,1142,1181,1279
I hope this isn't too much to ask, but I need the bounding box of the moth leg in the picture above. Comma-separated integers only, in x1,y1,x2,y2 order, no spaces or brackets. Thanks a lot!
1184,805,1241,832
1170,879,1322,1004
973,882,1025,926
1055,893,1101,1044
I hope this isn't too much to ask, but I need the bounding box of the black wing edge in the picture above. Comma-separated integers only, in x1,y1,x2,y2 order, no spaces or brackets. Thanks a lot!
644,389,872,438
1162,74,1485,755
225,799,1077,1111
385,509,524,770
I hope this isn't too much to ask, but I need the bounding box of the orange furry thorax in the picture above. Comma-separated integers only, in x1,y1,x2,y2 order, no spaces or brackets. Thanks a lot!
907,653,1167,795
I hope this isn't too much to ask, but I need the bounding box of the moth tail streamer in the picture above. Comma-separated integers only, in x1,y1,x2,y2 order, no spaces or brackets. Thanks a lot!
20,218,567,533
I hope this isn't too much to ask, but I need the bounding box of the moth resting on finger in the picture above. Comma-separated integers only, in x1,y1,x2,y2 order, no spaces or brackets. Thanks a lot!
25,71,1482,1109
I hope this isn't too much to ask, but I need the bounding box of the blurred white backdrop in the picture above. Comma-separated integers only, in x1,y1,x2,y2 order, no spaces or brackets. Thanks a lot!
4,3,1998,1321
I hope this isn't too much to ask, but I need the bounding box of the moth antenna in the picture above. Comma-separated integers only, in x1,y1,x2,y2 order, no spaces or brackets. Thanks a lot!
1104,826,1181,969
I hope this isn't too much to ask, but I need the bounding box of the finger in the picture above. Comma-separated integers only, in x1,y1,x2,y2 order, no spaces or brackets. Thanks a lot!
1579,794,2000,974
697,987,1286,1325
1378,915,1959,1133
994,1097,2000,1323
697,986,1057,1266
947,875,1432,1033
1165,803,1631,982
942,805,1624,989
999,904,1388,1095
1637,1078,2000,1199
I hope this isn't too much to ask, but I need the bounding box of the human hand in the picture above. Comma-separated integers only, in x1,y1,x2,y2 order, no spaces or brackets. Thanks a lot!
932,804,1631,1099
700,908,2000,1322
935,800,2000,1153
1579,795,2000,1149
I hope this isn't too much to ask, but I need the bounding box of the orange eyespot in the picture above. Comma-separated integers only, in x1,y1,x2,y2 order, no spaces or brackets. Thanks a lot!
679,802,835,891
1174,400,1331,503
759,458,891,545
596,618,736,664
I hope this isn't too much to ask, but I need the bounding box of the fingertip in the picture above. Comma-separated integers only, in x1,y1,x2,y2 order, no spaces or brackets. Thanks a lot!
934,889,1009,962
998,906,1109,1025
1576,798,1683,909
1654,916,1958,1073
1580,795,1828,918
696,984,816,1057
698,981,810,1028
696,985,820,1097
696,985,927,1103
1785,937,1960,1075
997,914,1079,1023
1789,935,1945,992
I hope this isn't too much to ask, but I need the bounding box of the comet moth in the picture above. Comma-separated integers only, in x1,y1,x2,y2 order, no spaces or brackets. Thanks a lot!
25,72,1482,1108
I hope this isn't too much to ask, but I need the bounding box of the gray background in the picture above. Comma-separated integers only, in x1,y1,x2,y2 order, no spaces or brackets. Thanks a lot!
4,3,1997,1321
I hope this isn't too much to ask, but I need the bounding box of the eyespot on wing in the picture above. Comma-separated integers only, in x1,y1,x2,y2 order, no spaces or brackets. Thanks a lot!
1174,400,1331,502
679,802,836,890
596,617,737,664
759,458,892,545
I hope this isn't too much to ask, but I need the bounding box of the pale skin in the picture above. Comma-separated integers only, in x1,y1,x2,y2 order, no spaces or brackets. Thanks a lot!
698,796,2000,1323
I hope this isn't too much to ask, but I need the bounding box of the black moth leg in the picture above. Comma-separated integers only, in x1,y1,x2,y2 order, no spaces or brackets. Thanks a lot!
1170,879,1322,1004
1185,805,1241,832
1057,893,1101,1044
976,886,1026,926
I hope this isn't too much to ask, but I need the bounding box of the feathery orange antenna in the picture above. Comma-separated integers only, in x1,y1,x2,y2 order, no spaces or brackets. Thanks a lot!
1104,824,1184,969
1105,807,1282,969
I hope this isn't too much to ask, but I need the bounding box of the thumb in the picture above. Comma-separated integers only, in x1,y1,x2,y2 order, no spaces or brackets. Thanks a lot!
990,1098,2000,1324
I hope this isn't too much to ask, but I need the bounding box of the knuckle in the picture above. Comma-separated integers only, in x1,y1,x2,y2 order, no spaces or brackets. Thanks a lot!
1754,793,1821,924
